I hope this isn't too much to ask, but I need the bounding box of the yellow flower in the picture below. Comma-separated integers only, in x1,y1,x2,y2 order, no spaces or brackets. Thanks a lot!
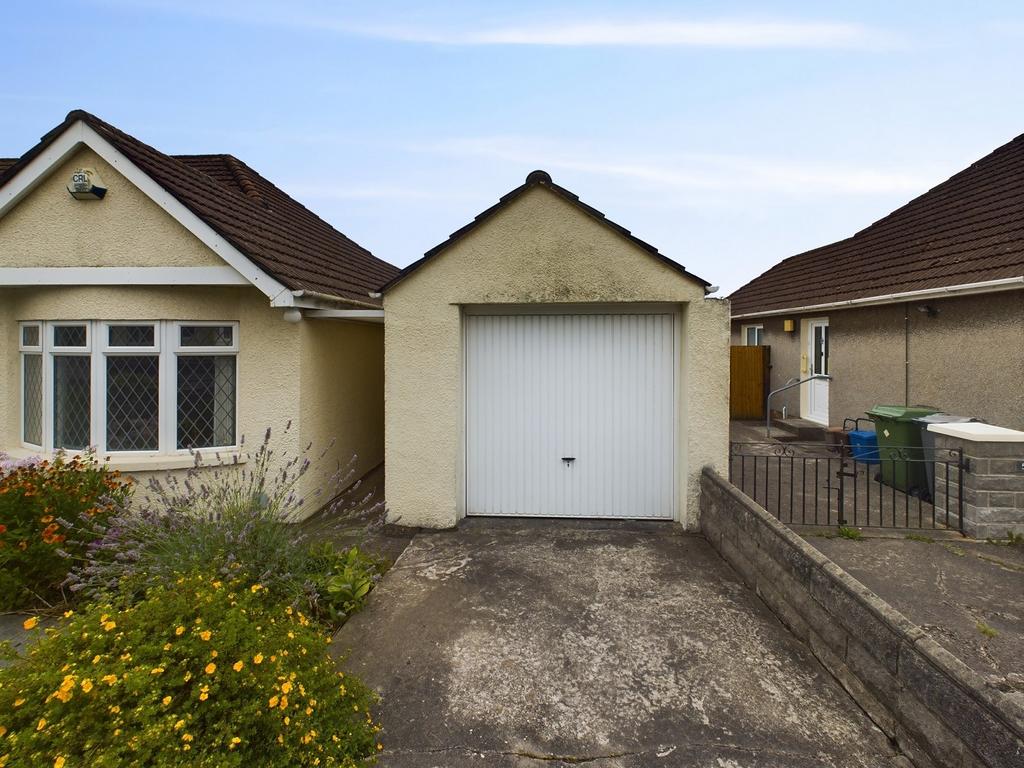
199,630,212,641
102,621,116,632
253,653,264,664
162,696,172,706
101,674,118,685
109,705,120,714
182,733,193,742
13,698,25,707
63,610,74,618
250,584,263,593
92,655,101,664
232,660,244,672
37,718,47,731
230,736,241,747
55,758,66,768
281,681,293,694
268,695,279,708
175,625,185,636
174,719,185,730
204,663,216,674
23,617,39,630
199,691,209,701
210,650,218,659
81,679,93,693
151,667,165,675
163,643,172,651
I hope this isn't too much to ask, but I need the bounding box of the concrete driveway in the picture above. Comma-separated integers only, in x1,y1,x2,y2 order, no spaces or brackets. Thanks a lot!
332,521,908,767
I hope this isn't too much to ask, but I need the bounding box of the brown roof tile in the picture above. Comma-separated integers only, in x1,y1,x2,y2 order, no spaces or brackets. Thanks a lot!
0,111,398,306
729,133,1024,316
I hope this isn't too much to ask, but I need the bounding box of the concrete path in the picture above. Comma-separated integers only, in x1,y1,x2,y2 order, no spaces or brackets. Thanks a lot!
812,535,1024,693
332,521,908,767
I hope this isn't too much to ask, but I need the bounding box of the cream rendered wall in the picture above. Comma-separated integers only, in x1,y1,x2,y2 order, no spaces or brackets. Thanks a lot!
0,148,224,267
298,318,385,509
384,185,730,530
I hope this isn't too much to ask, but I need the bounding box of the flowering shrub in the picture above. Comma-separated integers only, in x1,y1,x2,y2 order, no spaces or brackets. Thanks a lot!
67,428,385,626
0,573,381,767
0,453,131,610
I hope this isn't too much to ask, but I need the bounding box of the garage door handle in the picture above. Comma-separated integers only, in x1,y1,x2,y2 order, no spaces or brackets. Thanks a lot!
561,457,576,463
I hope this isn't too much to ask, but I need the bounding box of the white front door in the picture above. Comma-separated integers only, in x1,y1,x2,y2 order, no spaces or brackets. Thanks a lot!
806,318,829,425
464,312,676,519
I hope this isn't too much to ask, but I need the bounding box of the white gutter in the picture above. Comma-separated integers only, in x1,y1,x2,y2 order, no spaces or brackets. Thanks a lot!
305,309,384,323
730,277,1024,320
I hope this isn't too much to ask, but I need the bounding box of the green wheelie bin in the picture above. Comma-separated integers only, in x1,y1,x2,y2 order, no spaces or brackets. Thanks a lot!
866,405,938,495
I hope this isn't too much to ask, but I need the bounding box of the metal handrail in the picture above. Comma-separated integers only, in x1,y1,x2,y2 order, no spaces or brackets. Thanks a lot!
766,374,832,438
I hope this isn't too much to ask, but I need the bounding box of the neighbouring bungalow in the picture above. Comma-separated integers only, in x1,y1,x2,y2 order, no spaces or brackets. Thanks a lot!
381,171,730,530
729,132,1024,431
0,111,399,512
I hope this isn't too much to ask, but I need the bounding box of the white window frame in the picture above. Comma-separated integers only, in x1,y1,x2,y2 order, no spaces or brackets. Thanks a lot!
172,322,240,453
741,324,764,346
17,320,239,457
18,322,44,449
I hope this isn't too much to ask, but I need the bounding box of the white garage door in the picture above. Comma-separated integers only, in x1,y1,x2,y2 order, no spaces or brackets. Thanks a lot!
465,313,676,519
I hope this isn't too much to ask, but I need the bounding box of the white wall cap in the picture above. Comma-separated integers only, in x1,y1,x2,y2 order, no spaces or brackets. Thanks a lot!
928,422,1024,442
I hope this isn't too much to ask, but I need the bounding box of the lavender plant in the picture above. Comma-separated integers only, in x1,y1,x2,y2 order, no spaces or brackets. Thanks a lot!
65,425,387,625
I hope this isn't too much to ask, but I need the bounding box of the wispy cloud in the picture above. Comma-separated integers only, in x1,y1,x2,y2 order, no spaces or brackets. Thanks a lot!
90,1,892,50
370,20,883,49
424,136,935,196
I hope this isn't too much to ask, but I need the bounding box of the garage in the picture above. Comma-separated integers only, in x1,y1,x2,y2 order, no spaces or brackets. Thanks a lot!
464,311,676,518
381,170,729,530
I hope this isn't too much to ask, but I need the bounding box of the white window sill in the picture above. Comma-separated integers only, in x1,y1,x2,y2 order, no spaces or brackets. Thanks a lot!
2,447,247,472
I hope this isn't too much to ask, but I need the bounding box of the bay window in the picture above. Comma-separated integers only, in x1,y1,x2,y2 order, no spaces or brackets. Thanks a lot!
18,320,238,455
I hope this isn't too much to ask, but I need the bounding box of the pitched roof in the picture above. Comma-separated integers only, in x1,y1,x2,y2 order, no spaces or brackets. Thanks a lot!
0,111,399,306
729,132,1024,316
381,169,711,293
0,158,16,175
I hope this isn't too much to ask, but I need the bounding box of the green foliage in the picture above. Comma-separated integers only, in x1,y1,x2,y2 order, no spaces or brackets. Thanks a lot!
0,453,131,610
0,573,381,767
976,621,999,638
68,429,385,629
904,534,935,543
836,525,863,541
307,545,382,627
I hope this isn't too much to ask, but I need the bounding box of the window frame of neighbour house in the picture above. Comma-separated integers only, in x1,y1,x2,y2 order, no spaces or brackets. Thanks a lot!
18,319,239,456
741,324,764,346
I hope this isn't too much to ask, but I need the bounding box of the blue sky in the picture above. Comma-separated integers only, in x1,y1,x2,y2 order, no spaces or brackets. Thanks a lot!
4,1,1024,293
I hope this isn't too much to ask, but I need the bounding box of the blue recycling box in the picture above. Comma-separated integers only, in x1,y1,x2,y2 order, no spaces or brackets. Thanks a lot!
848,429,880,465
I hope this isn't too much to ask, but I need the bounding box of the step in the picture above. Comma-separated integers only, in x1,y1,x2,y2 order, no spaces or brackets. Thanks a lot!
770,416,827,442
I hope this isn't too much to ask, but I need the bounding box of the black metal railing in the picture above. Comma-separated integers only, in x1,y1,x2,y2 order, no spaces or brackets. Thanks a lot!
728,442,965,532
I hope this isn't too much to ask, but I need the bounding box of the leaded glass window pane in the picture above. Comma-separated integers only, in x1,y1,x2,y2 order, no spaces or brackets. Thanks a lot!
177,355,236,448
54,325,87,348
22,354,43,445
22,325,40,347
180,326,233,347
53,355,91,449
106,356,159,451
109,325,155,347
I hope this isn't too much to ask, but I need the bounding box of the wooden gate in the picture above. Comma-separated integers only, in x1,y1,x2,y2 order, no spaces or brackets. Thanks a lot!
730,346,770,420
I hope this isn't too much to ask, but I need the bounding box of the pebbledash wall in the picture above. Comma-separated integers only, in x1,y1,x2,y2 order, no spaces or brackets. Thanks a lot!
0,147,384,515
730,291,1024,430
700,468,1024,768
384,183,731,530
